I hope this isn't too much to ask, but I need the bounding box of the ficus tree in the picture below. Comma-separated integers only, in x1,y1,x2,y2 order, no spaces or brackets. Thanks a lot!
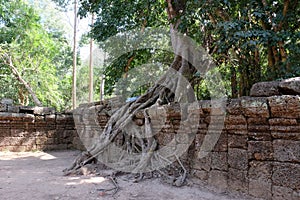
60,0,300,185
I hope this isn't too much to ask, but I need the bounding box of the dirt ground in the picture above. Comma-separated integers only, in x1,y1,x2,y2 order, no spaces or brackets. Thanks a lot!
0,150,259,200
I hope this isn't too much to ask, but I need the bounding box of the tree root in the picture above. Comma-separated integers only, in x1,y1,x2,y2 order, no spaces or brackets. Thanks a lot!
97,176,119,196
64,54,195,194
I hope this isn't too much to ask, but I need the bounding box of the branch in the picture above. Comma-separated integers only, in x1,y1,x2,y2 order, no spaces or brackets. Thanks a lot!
3,54,42,106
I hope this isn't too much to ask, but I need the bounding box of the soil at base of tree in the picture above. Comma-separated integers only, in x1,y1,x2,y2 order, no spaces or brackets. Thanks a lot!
0,150,261,200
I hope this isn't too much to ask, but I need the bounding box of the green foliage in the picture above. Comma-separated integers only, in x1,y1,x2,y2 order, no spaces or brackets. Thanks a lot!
57,0,300,99
0,0,73,110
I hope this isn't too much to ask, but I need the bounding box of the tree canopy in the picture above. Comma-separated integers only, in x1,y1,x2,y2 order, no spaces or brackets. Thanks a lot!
73,0,300,98
0,0,73,110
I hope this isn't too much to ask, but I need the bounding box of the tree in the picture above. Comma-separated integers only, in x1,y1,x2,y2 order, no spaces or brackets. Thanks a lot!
0,0,74,110
64,0,223,185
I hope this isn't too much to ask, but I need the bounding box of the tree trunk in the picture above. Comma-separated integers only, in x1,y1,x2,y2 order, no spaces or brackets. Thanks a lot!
72,0,77,109
88,13,94,103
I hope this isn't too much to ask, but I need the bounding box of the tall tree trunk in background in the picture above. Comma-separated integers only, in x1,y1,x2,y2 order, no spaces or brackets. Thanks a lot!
88,13,94,103
72,0,77,109
230,66,238,98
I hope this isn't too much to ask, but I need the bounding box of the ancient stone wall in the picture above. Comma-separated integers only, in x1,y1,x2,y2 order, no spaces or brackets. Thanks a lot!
0,102,84,151
74,95,300,200
189,95,300,200
1,94,299,199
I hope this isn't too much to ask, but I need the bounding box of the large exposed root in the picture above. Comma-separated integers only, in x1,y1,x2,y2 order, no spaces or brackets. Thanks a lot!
64,55,195,189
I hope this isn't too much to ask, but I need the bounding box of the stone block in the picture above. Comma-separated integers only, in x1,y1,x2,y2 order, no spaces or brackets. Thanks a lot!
271,131,300,140
248,131,272,141
193,169,209,182
35,136,48,145
10,129,29,137
33,107,55,115
273,140,300,163
0,103,7,112
0,137,35,146
250,81,280,97
226,99,242,115
201,100,226,116
1,98,13,105
192,152,211,171
272,162,300,190
7,106,19,113
279,77,300,95
249,161,273,181
248,141,273,161
268,95,300,118
0,129,11,137
228,134,247,149
247,117,269,132
211,152,228,171
228,148,248,170
241,97,269,118
272,186,294,200
208,170,228,191
212,132,227,152
269,118,298,126
228,168,248,193
249,179,272,199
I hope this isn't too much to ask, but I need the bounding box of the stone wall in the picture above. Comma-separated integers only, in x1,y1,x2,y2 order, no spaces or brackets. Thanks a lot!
73,95,300,200
0,102,84,151
189,95,300,200
1,95,299,199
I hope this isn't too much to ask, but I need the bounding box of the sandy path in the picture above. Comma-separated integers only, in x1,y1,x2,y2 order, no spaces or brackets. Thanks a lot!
0,150,257,200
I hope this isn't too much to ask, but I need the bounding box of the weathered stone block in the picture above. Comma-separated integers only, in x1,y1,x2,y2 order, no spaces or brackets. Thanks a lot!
228,168,248,193
272,163,300,190
270,125,300,132
228,134,247,149
248,161,272,199
268,95,300,118
271,131,300,140
192,152,211,171
250,81,280,97
0,129,10,137
7,106,19,113
248,141,273,160
192,169,209,182
201,100,226,116
248,131,272,141
225,115,247,130
208,170,228,191
249,161,273,181
0,137,35,146
225,115,247,125
10,129,29,137
249,179,272,199
212,132,227,152
273,140,300,163
35,136,48,145
269,118,298,126
272,186,294,200
228,148,248,170
226,99,242,115
0,103,7,112
241,97,270,118
211,152,228,171
279,77,300,95
1,98,13,105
